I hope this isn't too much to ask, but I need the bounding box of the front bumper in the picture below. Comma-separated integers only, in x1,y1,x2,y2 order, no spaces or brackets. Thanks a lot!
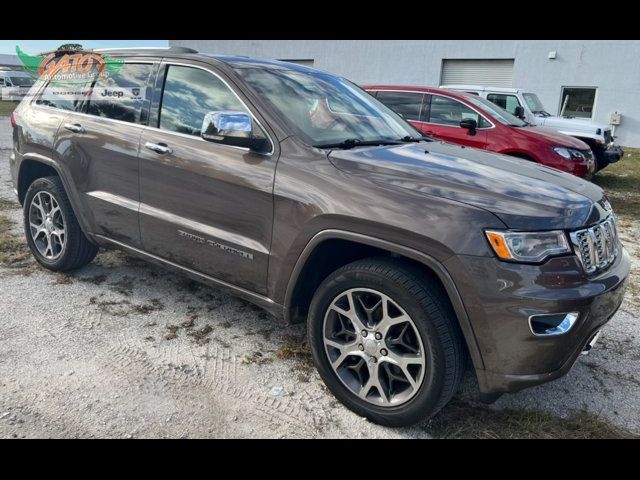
445,246,630,395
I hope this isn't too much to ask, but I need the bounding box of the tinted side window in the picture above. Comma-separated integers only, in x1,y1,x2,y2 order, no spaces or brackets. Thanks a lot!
159,65,248,137
85,63,154,124
487,93,521,116
429,95,489,127
35,78,86,112
375,91,423,121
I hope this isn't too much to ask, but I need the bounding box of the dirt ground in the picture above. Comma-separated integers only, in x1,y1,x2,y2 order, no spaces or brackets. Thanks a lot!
1,116,638,438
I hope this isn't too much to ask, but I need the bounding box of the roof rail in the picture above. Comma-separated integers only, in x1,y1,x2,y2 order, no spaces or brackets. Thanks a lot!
93,46,198,53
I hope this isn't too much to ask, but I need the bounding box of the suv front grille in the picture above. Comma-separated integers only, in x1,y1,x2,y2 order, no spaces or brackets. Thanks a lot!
570,216,619,275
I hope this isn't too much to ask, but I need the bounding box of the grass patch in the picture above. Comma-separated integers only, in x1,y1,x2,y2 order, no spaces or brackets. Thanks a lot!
162,312,213,345
275,334,315,379
275,334,312,363
0,101,17,116
0,198,18,210
242,351,274,366
0,213,31,267
593,147,640,218
426,400,638,439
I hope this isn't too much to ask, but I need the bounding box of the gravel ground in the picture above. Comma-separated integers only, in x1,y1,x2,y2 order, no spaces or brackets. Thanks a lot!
0,116,638,438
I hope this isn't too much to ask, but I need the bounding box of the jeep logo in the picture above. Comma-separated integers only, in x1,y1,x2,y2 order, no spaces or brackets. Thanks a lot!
100,89,125,98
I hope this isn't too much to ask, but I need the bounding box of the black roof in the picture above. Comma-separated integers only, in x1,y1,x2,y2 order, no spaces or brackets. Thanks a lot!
92,46,198,56
92,48,322,74
205,54,321,73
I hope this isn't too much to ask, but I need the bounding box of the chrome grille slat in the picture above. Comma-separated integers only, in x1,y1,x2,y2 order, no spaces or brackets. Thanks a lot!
570,215,619,275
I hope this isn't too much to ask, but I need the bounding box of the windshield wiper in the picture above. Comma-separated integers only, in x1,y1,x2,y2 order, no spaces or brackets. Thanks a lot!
533,110,551,117
314,138,403,150
399,135,431,143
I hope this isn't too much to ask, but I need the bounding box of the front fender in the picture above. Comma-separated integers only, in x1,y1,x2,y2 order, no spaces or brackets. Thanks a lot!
282,228,485,371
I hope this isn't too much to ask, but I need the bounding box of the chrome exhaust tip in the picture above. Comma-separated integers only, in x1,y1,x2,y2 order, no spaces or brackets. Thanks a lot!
581,331,601,355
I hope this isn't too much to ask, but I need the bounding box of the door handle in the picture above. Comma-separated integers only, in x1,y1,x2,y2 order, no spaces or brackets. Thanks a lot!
64,123,85,134
144,142,173,155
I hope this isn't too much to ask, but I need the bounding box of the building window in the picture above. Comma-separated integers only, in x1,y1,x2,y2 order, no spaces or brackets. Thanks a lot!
559,87,597,119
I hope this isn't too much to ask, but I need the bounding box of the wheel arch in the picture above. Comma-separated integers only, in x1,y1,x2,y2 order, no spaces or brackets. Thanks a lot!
283,229,485,371
17,155,94,240
501,150,537,162
17,157,60,204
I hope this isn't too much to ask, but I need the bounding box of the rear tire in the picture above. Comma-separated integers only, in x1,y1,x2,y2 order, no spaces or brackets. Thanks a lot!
307,257,465,427
23,176,98,271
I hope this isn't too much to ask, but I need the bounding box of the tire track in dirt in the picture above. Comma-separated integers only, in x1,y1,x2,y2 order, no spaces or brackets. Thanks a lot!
103,336,333,436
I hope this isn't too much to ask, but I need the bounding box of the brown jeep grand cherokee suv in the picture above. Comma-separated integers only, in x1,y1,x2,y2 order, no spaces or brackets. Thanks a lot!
9,47,630,426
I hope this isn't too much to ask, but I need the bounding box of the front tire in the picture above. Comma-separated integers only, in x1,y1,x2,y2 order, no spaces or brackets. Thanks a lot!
23,176,98,271
307,257,465,427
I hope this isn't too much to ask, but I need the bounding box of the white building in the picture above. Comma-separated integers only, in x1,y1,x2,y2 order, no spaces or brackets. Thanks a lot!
0,54,21,69
171,40,640,147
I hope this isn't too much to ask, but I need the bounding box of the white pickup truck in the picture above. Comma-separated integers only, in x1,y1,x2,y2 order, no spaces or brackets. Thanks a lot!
441,84,624,171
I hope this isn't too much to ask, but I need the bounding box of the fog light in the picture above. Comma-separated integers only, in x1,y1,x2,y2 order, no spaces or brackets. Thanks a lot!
529,312,579,336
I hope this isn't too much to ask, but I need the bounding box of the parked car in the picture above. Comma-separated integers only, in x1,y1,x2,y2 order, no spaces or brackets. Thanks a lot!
10,48,629,427
365,85,597,178
0,70,36,101
441,84,624,171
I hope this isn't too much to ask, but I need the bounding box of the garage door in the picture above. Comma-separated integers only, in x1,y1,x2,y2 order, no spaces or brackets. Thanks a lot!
441,59,514,87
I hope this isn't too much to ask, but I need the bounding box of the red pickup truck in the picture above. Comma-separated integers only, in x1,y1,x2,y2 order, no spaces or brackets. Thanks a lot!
365,85,596,178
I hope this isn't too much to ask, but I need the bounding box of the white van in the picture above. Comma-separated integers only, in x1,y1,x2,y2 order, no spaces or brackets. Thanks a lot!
0,70,36,101
441,84,623,171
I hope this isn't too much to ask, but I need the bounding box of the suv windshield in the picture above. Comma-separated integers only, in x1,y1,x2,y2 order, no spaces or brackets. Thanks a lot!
235,67,421,147
461,93,527,127
523,93,550,116
9,76,34,87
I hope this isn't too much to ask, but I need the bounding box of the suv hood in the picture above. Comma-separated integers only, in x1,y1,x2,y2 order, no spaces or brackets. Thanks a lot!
537,115,609,137
514,125,590,149
329,141,606,230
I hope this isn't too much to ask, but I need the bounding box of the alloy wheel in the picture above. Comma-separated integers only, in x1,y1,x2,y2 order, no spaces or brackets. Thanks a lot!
28,191,66,260
322,288,426,406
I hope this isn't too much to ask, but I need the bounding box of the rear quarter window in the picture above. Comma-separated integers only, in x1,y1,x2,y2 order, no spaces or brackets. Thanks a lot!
35,78,86,112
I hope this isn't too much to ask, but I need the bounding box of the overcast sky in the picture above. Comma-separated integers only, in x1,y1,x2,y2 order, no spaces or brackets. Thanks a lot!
0,40,168,55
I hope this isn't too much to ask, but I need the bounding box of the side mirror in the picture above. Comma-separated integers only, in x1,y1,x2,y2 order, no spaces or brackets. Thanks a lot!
514,105,526,119
459,118,477,135
201,111,269,152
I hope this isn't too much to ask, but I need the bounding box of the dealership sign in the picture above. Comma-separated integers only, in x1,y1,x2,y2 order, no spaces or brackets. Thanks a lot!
1,46,144,102
17,46,124,84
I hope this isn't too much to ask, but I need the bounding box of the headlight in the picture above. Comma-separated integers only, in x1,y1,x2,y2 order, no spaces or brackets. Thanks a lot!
485,230,570,263
553,147,587,160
